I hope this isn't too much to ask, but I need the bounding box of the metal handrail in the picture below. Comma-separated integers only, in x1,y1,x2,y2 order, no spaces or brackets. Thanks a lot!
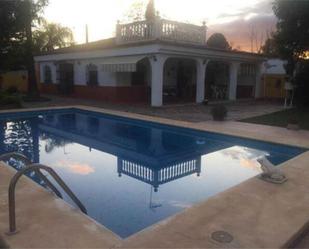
7,164,87,235
0,152,62,198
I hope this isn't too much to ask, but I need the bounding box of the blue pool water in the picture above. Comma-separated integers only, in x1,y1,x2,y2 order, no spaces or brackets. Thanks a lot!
0,108,306,238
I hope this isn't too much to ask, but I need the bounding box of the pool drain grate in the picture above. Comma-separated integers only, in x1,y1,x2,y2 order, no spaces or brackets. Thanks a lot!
211,231,234,243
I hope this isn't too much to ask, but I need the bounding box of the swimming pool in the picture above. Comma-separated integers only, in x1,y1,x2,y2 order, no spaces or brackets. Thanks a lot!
0,108,306,238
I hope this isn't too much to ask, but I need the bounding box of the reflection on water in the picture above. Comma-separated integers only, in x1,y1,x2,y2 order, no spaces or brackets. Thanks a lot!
0,110,305,238
54,159,95,175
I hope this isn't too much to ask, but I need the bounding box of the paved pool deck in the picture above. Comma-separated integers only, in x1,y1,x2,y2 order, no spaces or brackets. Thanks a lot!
0,106,309,248
22,95,284,122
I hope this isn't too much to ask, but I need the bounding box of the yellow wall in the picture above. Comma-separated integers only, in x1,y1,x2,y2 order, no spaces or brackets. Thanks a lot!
0,70,28,92
262,74,286,99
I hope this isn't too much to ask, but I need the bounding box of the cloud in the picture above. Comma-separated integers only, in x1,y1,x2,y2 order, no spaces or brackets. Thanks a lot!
220,146,268,171
54,160,95,175
208,0,277,52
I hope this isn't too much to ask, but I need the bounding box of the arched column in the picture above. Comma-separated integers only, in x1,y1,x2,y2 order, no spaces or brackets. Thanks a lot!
255,63,263,98
196,59,209,103
150,55,168,107
228,61,240,101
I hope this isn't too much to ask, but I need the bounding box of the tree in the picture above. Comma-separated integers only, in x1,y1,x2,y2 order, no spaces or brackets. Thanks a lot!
33,21,74,52
260,37,279,57
0,0,48,97
248,25,266,53
206,33,231,50
123,0,159,22
0,1,28,71
123,0,146,22
145,0,156,21
272,0,309,75
294,60,309,106
271,0,309,106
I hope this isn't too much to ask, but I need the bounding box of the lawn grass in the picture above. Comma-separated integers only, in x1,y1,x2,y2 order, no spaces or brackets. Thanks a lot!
240,108,309,131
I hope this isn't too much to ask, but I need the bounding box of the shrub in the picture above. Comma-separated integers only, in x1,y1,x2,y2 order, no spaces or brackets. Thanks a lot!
5,86,19,95
211,105,228,121
0,94,22,108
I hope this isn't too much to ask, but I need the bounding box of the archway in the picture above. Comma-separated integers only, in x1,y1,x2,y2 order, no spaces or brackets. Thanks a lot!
163,58,197,104
132,58,151,87
205,61,230,100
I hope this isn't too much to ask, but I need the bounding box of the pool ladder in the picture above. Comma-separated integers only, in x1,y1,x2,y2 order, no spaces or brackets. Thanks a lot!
0,152,87,235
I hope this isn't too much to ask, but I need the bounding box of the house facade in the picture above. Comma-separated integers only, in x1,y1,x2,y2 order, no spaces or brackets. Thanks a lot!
34,18,265,107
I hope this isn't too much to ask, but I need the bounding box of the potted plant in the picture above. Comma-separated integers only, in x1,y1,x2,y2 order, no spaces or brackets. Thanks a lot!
211,105,228,121
287,117,300,130
203,99,209,105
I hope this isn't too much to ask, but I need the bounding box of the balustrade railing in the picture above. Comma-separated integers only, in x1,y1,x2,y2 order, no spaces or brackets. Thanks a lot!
116,18,207,45
119,157,201,186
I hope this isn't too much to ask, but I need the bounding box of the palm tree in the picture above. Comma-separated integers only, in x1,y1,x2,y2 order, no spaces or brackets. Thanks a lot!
33,21,74,52
25,0,40,98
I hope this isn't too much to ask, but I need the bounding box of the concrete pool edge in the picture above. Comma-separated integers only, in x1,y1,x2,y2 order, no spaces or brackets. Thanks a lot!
0,106,309,248
75,105,309,149
1,105,308,149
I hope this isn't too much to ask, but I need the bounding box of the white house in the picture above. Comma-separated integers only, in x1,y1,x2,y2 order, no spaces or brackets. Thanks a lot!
34,17,265,107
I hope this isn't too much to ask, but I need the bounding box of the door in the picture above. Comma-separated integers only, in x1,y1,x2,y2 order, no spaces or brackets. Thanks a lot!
58,63,74,95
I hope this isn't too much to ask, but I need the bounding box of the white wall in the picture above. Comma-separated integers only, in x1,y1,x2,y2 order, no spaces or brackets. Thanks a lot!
74,61,87,86
39,59,121,87
116,73,131,86
98,71,117,86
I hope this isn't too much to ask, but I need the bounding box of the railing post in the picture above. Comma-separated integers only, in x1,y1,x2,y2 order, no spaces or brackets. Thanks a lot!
202,21,207,44
153,17,162,40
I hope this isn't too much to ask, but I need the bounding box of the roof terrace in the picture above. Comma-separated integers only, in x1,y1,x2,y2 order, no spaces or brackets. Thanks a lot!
116,17,207,45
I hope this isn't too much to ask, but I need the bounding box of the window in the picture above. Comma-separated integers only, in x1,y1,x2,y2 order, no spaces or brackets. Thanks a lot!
43,65,52,83
86,64,98,86
239,64,256,76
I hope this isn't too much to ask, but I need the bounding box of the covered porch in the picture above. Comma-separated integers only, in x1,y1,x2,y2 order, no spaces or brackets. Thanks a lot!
111,52,264,107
